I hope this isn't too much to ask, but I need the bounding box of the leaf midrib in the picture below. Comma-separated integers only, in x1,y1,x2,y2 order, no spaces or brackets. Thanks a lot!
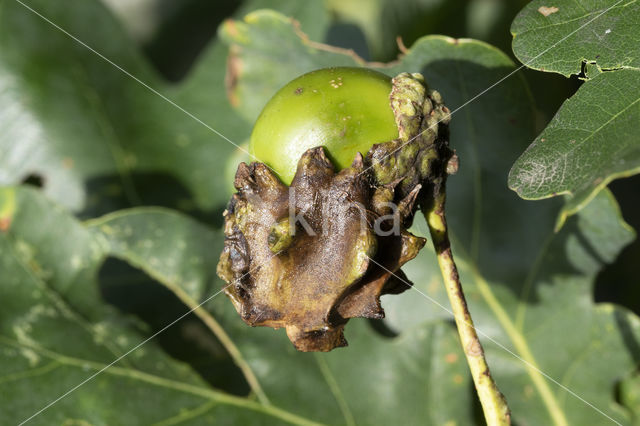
2,203,279,422
151,400,217,426
90,245,270,406
85,210,271,404
314,354,355,426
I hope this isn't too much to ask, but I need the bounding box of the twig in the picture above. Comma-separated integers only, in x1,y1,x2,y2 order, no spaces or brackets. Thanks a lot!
423,190,511,426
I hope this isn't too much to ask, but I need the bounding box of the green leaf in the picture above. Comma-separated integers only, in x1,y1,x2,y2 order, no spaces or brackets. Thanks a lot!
509,0,640,223
0,186,320,425
236,0,330,43
87,208,222,302
221,10,640,424
511,0,640,77
509,69,640,229
460,190,639,425
620,372,640,423
395,145,640,422
85,207,273,406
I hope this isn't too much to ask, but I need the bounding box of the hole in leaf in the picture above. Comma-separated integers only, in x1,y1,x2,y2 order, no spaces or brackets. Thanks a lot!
21,173,44,188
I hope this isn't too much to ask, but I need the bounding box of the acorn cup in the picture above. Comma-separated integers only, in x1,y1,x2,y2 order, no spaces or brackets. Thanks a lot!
217,70,455,351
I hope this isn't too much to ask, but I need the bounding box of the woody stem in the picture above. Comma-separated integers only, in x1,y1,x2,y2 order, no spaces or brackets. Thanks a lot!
423,190,511,426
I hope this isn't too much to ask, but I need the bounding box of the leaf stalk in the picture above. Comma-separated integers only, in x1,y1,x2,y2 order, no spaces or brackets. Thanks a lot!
423,191,511,426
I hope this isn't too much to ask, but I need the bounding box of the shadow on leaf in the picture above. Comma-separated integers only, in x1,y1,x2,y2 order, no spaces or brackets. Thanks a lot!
98,257,250,397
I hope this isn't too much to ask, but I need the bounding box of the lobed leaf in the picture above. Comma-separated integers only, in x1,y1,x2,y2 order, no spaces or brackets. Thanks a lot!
509,0,640,222
511,0,640,77
509,69,640,229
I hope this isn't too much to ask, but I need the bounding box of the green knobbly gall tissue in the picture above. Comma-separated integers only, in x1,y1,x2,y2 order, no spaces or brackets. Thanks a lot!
369,72,453,198
217,67,454,351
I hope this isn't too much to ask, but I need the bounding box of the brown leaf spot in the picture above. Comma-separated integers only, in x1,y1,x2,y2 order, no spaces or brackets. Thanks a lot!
453,374,464,384
444,352,458,363
224,19,240,38
62,157,74,169
538,6,559,16
524,385,534,398
0,216,10,232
